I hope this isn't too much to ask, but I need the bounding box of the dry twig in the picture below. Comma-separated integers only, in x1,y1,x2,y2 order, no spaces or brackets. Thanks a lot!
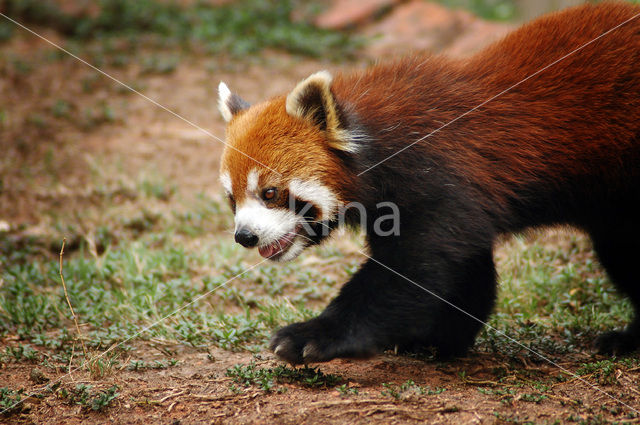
59,238,88,358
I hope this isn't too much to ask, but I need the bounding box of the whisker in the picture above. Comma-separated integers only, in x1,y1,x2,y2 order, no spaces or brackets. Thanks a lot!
301,219,333,231
291,232,317,244
275,238,284,253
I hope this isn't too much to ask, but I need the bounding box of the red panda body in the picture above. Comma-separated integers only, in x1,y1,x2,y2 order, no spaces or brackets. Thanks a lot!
219,2,640,363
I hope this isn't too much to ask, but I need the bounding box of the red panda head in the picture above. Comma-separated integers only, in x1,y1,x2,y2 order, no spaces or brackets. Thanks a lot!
218,71,359,261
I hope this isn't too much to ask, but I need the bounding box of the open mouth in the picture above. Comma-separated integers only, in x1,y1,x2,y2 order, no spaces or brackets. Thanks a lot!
257,225,302,259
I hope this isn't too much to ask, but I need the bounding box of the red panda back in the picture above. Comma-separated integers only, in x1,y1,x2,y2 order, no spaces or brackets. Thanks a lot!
332,1,640,221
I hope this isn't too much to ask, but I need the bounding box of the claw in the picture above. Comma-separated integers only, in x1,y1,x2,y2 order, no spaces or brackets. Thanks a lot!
302,343,320,362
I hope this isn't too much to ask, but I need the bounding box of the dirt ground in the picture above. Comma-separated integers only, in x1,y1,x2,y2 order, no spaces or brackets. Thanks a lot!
2,3,640,424
5,345,639,425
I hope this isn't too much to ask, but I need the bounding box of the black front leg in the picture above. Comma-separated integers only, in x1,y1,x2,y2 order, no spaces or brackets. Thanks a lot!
270,245,497,364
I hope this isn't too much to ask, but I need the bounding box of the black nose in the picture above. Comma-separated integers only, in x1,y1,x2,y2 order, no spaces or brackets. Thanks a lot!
235,228,259,248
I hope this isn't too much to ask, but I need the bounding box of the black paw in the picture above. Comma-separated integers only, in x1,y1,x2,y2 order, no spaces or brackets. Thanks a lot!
595,329,639,356
269,319,378,364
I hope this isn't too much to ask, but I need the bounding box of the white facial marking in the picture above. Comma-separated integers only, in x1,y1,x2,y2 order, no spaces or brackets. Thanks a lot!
220,172,232,194
235,199,298,243
289,179,338,220
278,238,307,262
231,176,339,262
218,82,233,122
246,168,260,193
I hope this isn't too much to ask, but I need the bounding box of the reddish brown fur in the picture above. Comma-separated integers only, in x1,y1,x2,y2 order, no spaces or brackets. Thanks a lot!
332,1,640,214
222,97,356,205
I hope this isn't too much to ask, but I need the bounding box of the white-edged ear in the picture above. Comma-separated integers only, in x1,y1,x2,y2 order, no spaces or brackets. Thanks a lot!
218,82,250,122
285,71,360,153
286,70,333,120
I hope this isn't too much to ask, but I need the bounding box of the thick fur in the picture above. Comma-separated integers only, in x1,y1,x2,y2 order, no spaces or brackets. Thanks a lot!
220,2,640,364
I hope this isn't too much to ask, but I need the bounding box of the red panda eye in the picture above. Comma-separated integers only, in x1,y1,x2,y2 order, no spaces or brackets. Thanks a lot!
262,188,277,201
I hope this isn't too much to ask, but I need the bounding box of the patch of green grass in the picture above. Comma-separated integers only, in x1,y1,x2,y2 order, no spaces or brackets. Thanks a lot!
82,102,118,129
576,359,638,386
520,392,548,403
0,0,363,59
478,387,517,404
0,264,63,338
122,209,162,235
566,413,639,425
90,385,119,411
0,387,26,416
226,362,343,393
477,234,632,359
0,196,331,360
1,344,41,363
51,99,72,119
127,358,178,371
172,193,233,237
139,177,176,202
381,380,445,400
59,384,119,411
141,55,179,75
493,411,560,424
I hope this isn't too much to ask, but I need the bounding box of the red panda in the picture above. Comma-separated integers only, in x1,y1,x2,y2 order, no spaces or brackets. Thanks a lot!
217,2,640,364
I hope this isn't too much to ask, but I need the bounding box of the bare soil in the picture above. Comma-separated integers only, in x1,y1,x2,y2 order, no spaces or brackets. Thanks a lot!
5,346,639,425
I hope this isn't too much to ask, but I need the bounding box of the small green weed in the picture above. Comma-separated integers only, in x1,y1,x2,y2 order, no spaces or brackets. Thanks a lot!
381,380,445,400
60,384,119,411
576,360,622,385
82,102,117,129
51,99,72,119
520,392,548,403
141,55,179,75
226,363,342,393
0,387,26,416
336,384,359,396
139,177,176,201
1,344,40,363
90,385,119,411
478,387,517,404
127,358,178,371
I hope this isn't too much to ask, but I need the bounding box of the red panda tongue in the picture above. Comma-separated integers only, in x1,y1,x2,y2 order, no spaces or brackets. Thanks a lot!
258,232,296,258
258,243,279,258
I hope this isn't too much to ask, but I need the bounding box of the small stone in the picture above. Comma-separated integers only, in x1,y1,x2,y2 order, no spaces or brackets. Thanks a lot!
29,368,49,384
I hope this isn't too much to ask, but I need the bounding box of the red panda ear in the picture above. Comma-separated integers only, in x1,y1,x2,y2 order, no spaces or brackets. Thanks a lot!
218,82,250,122
286,71,359,153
